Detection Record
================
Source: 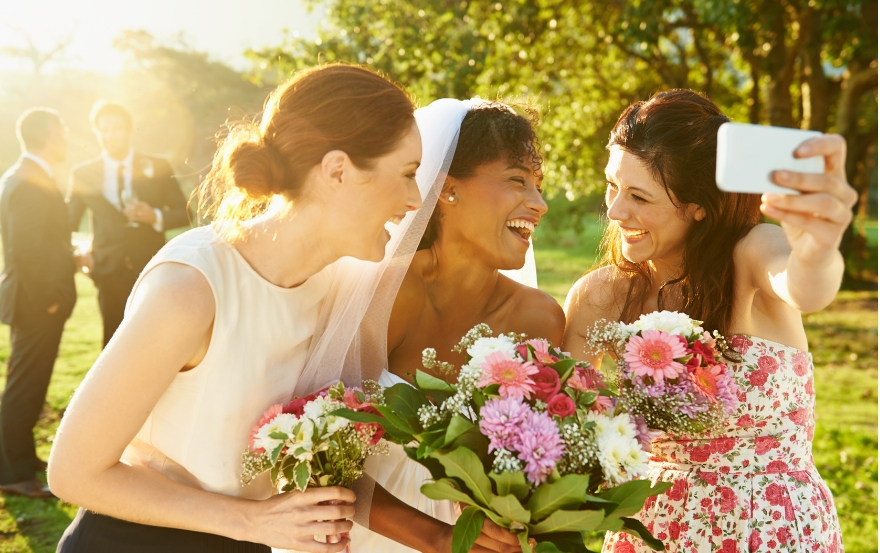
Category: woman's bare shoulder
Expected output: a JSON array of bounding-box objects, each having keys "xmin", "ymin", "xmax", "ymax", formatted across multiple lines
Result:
[
  {"xmin": 564, "ymin": 267, "xmax": 621, "ymax": 331},
  {"xmin": 500, "ymin": 278, "xmax": 565, "ymax": 344},
  {"xmin": 129, "ymin": 262, "xmax": 215, "ymax": 327}
]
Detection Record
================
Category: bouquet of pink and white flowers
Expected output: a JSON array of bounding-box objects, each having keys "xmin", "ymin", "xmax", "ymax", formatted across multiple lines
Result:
[
  {"xmin": 587, "ymin": 311, "xmax": 739, "ymax": 438},
  {"xmin": 241, "ymin": 382, "xmax": 387, "ymax": 493},
  {"xmin": 334, "ymin": 325, "xmax": 670, "ymax": 553}
]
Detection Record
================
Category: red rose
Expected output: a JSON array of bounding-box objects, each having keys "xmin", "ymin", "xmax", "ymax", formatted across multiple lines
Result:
[
  {"xmin": 721, "ymin": 539, "xmax": 737, "ymax": 553},
  {"xmin": 748, "ymin": 369, "xmax": 769, "ymax": 387},
  {"xmin": 700, "ymin": 497, "xmax": 712, "ymax": 509},
  {"xmin": 786, "ymin": 407, "xmax": 811, "ymax": 426},
  {"xmin": 749, "ymin": 530, "xmax": 763, "ymax": 552},
  {"xmin": 689, "ymin": 445, "xmax": 712, "ymax": 463},
  {"xmin": 283, "ymin": 393, "xmax": 318, "ymax": 417},
  {"xmin": 784, "ymin": 496, "xmax": 795, "ymax": 521},
  {"xmin": 666, "ymin": 521, "xmax": 680, "ymax": 540},
  {"xmin": 712, "ymin": 437, "xmax": 736, "ymax": 454},
  {"xmin": 758, "ymin": 355, "xmax": 779, "ymax": 373},
  {"xmin": 792, "ymin": 352, "xmax": 810, "ymax": 377},
  {"xmin": 735, "ymin": 414, "xmax": 755, "ymax": 428},
  {"xmin": 546, "ymin": 393, "xmax": 576, "ymax": 418},
  {"xmin": 730, "ymin": 335, "xmax": 753, "ymax": 354},
  {"xmin": 689, "ymin": 339, "xmax": 716, "ymax": 364},
  {"xmin": 666, "ymin": 479, "xmax": 688, "ymax": 501},
  {"xmin": 776, "ymin": 527, "xmax": 791, "ymax": 544},
  {"xmin": 805, "ymin": 378, "xmax": 814, "ymax": 395},
  {"xmin": 790, "ymin": 471, "xmax": 810, "ymax": 483},
  {"xmin": 755, "ymin": 436, "xmax": 781, "ymax": 455},
  {"xmin": 766, "ymin": 460, "xmax": 789, "ymax": 473},
  {"xmin": 613, "ymin": 539, "xmax": 636, "ymax": 553},
  {"xmin": 698, "ymin": 471, "xmax": 718, "ymax": 485},
  {"xmin": 712, "ymin": 526, "xmax": 722, "ymax": 536},
  {"xmin": 718, "ymin": 486, "xmax": 737, "ymax": 514},
  {"xmin": 532, "ymin": 366, "xmax": 561, "ymax": 402},
  {"xmin": 764, "ymin": 483, "xmax": 785, "ymax": 506}
]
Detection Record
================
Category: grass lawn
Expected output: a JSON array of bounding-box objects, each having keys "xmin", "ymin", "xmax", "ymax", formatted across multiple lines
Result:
[{"xmin": 0, "ymin": 227, "xmax": 876, "ymax": 552}]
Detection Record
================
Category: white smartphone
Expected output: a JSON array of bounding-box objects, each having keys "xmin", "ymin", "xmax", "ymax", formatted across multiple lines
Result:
[{"xmin": 716, "ymin": 122, "xmax": 824, "ymax": 195}]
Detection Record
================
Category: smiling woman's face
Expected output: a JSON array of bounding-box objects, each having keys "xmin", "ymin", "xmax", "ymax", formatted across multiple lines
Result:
[
  {"xmin": 604, "ymin": 145, "xmax": 703, "ymax": 266},
  {"xmin": 438, "ymin": 157, "xmax": 547, "ymax": 270}
]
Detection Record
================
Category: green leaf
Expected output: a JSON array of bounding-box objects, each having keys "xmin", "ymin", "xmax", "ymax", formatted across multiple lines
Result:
[
  {"xmin": 294, "ymin": 462, "xmax": 310, "ymax": 492},
  {"xmin": 270, "ymin": 443, "xmax": 284, "ymax": 465},
  {"xmin": 329, "ymin": 407, "xmax": 412, "ymax": 442},
  {"xmin": 526, "ymin": 474, "xmax": 591, "ymax": 521},
  {"xmin": 421, "ymin": 478, "xmax": 477, "ymax": 505},
  {"xmin": 577, "ymin": 391, "xmax": 599, "ymax": 406},
  {"xmin": 452, "ymin": 506, "xmax": 486, "ymax": 553},
  {"xmin": 550, "ymin": 358, "xmax": 576, "ymax": 380},
  {"xmin": 448, "ymin": 427, "xmax": 492, "ymax": 462},
  {"xmin": 594, "ymin": 516, "xmax": 624, "ymax": 533},
  {"xmin": 529, "ymin": 509, "xmax": 605, "ymax": 535},
  {"xmin": 415, "ymin": 370, "xmax": 456, "ymax": 391},
  {"xmin": 598, "ymin": 480, "xmax": 671, "ymax": 519},
  {"xmin": 404, "ymin": 446, "xmax": 446, "ymax": 481},
  {"xmin": 432, "ymin": 448, "xmax": 494, "ymax": 508},
  {"xmin": 269, "ymin": 464, "xmax": 280, "ymax": 486},
  {"xmin": 443, "ymin": 415, "xmax": 476, "ymax": 446},
  {"xmin": 471, "ymin": 388, "xmax": 488, "ymax": 408},
  {"xmin": 489, "ymin": 471, "xmax": 530, "ymax": 501},
  {"xmin": 621, "ymin": 517, "xmax": 665, "ymax": 551},
  {"xmin": 268, "ymin": 431, "xmax": 288, "ymax": 440},
  {"xmin": 534, "ymin": 533, "xmax": 590, "ymax": 553},
  {"xmin": 517, "ymin": 531, "xmax": 534, "ymax": 553},
  {"xmin": 384, "ymin": 383, "xmax": 430, "ymax": 432},
  {"xmin": 490, "ymin": 494, "xmax": 531, "ymax": 525}
]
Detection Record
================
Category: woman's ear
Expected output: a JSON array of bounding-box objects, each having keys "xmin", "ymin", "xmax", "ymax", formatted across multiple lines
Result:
[
  {"xmin": 693, "ymin": 204, "xmax": 707, "ymax": 221},
  {"xmin": 437, "ymin": 176, "xmax": 458, "ymax": 206},
  {"xmin": 320, "ymin": 150, "xmax": 348, "ymax": 188}
]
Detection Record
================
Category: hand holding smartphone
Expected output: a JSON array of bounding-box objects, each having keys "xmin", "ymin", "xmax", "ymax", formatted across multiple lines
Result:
[{"xmin": 715, "ymin": 122, "xmax": 824, "ymax": 195}]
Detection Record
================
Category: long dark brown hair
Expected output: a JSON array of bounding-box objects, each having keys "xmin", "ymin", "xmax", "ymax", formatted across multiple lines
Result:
[{"xmin": 596, "ymin": 89, "xmax": 762, "ymax": 335}]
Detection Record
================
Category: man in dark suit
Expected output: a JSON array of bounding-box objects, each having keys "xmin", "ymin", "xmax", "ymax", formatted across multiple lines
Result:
[
  {"xmin": 0, "ymin": 108, "xmax": 76, "ymax": 498},
  {"xmin": 68, "ymin": 102, "xmax": 189, "ymax": 347}
]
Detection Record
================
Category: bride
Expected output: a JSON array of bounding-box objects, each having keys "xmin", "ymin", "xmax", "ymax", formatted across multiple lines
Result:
[{"xmin": 348, "ymin": 98, "xmax": 565, "ymax": 552}]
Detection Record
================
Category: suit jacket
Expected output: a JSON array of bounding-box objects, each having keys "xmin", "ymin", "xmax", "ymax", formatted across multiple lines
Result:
[
  {"xmin": 67, "ymin": 153, "xmax": 189, "ymax": 279},
  {"xmin": 0, "ymin": 157, "xmax": 77, "ymax": 325}
]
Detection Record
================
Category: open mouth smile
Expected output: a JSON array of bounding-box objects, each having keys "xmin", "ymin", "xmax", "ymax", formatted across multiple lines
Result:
[{"xmin": 506, "ymin": 218, "xmax": 536, "ymax": 243}]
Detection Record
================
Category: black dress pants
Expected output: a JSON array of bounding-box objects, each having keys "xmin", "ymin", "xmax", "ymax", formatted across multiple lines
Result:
[
  {"xmin": 0, "ymin": 308, "xmax": 66, "ymax": 484},
  {"xmin": 58, "ymin": 509, "xmax": 271, "ymax": 553},
  {"xmin": 95, "ymin": 267, "xmax": 139, "ymax": 348}
]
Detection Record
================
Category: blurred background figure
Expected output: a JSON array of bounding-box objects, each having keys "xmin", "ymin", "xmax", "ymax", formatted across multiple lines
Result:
[
  {"xmin": 0, "ymin": 108, "xmax": 76, "ymax": 498},
  {"xmin": 67, "ymin": 101, "xmax": 188, "ymax": 347}
]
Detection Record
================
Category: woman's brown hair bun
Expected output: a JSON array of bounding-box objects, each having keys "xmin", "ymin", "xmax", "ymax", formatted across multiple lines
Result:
[{"xmin": 197, "ymin": 64, "xmax": 415, "ymax": 238}]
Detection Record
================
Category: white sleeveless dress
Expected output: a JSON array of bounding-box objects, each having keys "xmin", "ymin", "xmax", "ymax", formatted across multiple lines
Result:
[
  {"xmin": 120, "ymin": 225, "xmax": 332, "ymax": 500},
  {"xmin": 350, "ymin": 369, "xmax": 458, "ymax": 552}
]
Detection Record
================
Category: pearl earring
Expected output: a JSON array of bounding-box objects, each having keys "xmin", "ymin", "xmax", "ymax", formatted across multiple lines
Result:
[{"xmin": 448, "ymin": 195, "xmax": 455, "ymax": 202}]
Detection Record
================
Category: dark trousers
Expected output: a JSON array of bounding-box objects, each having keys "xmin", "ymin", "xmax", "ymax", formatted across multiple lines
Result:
[
  {"xmin": 59, "ymin": 509, "xmax": 271, "ymax": 553},
  {"xmin": 0, "ymin": 308, "xmax": 66, "ymax": 484},
  {"xmin": 95, "ymin": 268, "xmax": 139, "ymax": 348}
]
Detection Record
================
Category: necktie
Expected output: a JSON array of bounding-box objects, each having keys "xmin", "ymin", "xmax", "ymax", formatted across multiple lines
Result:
[{"xmin": 117, "ymin": 164, "xmax": 125, "ymax": 210}]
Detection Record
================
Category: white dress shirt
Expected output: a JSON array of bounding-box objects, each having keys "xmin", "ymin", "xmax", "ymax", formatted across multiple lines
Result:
[
  {"xmin": 102, "ymin": 150, "xmax": 163, "ymax": 232},
  {"xmin": 21, "ymin": 152, "xmax": 55, "ymax": 180}
]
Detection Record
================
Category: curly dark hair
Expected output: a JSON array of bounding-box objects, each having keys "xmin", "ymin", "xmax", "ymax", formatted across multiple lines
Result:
[{"xmin": 418, "ymin": 101, "xmax": 543, "ymax": 250}]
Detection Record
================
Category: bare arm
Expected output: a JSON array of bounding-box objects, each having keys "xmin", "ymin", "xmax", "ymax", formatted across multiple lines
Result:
[
  {"xmin": 748, "ymin": 134, "xmax": 857, "ymax": 313},
  {"xmin": 48, "ymin": 263, "xmax": 355, "ymax": 552}
]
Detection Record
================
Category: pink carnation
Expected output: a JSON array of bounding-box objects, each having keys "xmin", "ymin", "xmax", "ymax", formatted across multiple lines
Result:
[
  {"xmin": 479, "ymin": 397, "xmax": 531, "ymax": 452},
  {"xmin": 623, "ymin": 330, "xmax": 687, "ymax": 381},
  {"xmin": 516, "ymin": 410, "xmax": 564, "ymax": 485},
  {"xmin": 478, "ymin": 351, "xmax": 538, "ymax": 400}
]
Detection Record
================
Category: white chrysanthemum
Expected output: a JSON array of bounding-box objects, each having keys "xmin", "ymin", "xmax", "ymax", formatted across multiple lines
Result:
[
  {"xmin": 324, "ymin": 415, "xmax": 350, "ymax": 436},
  {"xmin": 290, "ymin": 418, "xmax": 316, "ymax": 462},
  {"xmin": 606, "ymin": 413, "xmax": 638, "ymax": 441},
  {"xmin": 596, "ymin": 433, "xmax": 630, "ymax": 485},
  {"xmin": 584, "ymin": 410, "xmax": 613, "ymax": 436},
  {"xmin": 253, "ymin": 413, "xmax": 299, "ymax": 453},
  {"xmin": 626, "ymin": 310, "xmax": 704, "ymax": 339},
  {"xmin": 303, "ymin": 396, "xmax": 343, "ymax": 421},
  {"xmin": 621, "ymin": 445, "xmax": 650, "ymax": 480},
  {"xmin": 466, "ymin": 335, "xmax": 517, "ymax": 369}
]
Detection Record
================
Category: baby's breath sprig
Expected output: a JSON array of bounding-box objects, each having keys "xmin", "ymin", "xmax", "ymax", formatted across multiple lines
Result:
[
  {"xmin": 421, "ymin": 348, "xmax": 456, "ymax": 376},
  {"xmin": 504, "ymin": 332, "xmax": 530, "ymax": 344},
  {"xmin": 583, "ymin": 319, "xmax": 630, "ymax": 358},
  {"xmin": 453, "ymin": 323, "xmax": 493, "ymax": 354},
  {"xmin": 491, "ymin": 447, "xmax": 524, "ymax": 473}
]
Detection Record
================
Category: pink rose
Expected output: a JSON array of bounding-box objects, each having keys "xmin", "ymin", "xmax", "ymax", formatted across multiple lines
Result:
[
  {"xmin": 764, "ymin": 483, "xmax": 785, "ymax": 506},
  {"xmin": 792, "ymin": 352, "xmax": 810, "ymax": 376},
  {"xmin": 758, "ymin": 355, "xmax": 779, "ymax": 373},
  {"xmin": 721, "ymin": 539, "xmax": 736, "ymax": 553},
  {"xmin": 755, "ymin": 436, "xmax": 781, "ymax": 455},
  {"xmin": 689, "ymin": 444, "xmax": 712, "ymax": 463},
  {"xmin": 613, "ymin": 540, "xmax": 636, "ymax": 553},
  {"xmin": 666, "ymin": 479, "xmax": 687, "ymax": 502},
  {"xmin": 532, "ymin": 366, "xmax": 561, "ymax": 402},
  {"xmin": 786, "ymin": 407, "xmax": 811, "ymax": 426},
  {"xmin": 669, "ymin": 520, "xmax": 681, "ymax": 540},
  {"xmin": 546, "ymin": 393, "xmax": 576, "ymax": 418},
  {"xmin": 711, "ymin": 437, "xmax": 736, "ymax": 454},
  {"xmin": 766, "ymin": 460, "xmax": 789, "ymax": 473},
  {"xmin": 718, "ymin": 486, "xmax": 737, "ymax": 514},
  {"xmin": 748, "ymin": 369, "xmax": 768, "ymax": 387},
  {"xmin": 749, "ymin": 530, "xmax": 763, "ymax": 552}
]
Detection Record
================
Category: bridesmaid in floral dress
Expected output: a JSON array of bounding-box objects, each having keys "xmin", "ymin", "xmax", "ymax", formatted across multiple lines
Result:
[{"xmin": 563, "ymin": 90, "xmax": 855, "ymax": 552}]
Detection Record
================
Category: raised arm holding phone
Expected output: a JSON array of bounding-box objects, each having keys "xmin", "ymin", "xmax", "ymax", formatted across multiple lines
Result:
[{"xmin": 562, "ymin": 89, "xmax": 854, "ymax": 553}]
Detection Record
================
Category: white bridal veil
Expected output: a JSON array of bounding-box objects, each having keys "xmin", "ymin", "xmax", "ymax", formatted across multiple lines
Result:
[{"xmin": 292, "ymin": 98, "xmax": 538, "ymax": 526}]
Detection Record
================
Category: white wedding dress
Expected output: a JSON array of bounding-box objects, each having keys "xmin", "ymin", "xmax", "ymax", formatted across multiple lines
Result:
[{"xmin": 349, "ymin": 369, "xmax": 458, "ymax": 552}]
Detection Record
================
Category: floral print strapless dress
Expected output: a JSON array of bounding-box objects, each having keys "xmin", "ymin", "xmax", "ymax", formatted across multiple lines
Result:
[{"xmin": 603, "ymin": 336, "xmax": 843, "ymax": 553}]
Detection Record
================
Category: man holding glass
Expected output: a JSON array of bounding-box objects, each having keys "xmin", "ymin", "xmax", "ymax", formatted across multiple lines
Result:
[{"xmin": 67, "ymin": 102, "xmax": 188, "ymax": 347}]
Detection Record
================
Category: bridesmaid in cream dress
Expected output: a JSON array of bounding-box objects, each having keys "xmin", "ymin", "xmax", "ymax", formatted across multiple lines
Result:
[{"xmin": 351, "ymin": 99, "xmax": 565, "ymax": 553}]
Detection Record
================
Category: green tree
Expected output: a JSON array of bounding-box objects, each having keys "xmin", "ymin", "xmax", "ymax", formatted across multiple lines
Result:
[{"xmin": 247, "ymin": 0, "xmax": 877, "ymax": 281}]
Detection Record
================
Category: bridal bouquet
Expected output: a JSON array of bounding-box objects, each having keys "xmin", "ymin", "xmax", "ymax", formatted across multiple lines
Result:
[
  {"xmin": 241, "ymin": 382, "xmax": 387, "ymax": 493},
  {"xmin": 334, "ymin": 325, "xmax": 670, "ymax": 553},
  {"xmin": 586, "ymin": 311, "xmax": 739, "ymax": 438}
]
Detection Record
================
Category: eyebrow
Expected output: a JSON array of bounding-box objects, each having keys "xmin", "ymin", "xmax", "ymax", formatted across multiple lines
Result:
[{"xmin": 507, "ymin": 163, "xmax": 530, "ymax": 173}]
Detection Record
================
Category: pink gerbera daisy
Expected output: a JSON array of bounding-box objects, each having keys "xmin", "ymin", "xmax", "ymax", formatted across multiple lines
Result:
[
  {"xmin": 478, "ymin": 351, "xmax": 538, "ymax": 400},
  {"xmin": 623, "ymin": 330, "xmax": 686, "ymax": 381}
]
